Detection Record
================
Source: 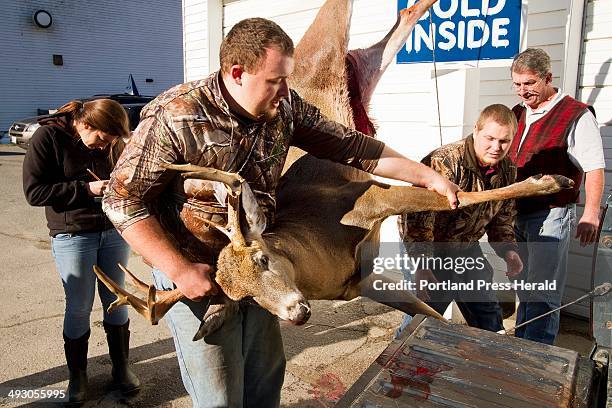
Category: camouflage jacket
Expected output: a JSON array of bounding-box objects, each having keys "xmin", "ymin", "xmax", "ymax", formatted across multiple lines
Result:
[
  {"xmin": 398, "ymin": 135, "xmax": 518, "ymax": 259},
  {"xmin": 103, "ymin": 72, "xmax": 384, "ymax": 263}
]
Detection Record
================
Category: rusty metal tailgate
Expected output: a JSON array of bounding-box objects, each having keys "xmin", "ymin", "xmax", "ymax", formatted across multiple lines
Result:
[{"xmin": 337, "ymin": 316, "xmax": 592, "ymax": 407}]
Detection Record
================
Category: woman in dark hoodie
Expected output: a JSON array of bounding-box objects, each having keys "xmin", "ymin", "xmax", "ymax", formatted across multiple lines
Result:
[{"xmin": 23, "ymin": 99, "xmax": 140, "ymax": 405}]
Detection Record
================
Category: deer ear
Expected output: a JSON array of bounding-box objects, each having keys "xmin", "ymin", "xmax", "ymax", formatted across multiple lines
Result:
[{"xmin": 240, "ymin": 181, "xmax": 267, "ymax": 241}]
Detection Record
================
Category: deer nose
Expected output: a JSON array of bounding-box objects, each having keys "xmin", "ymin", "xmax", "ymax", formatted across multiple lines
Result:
[{"xmin": 294, "ymin": 302, "xmax": 311, "ymax": 325}]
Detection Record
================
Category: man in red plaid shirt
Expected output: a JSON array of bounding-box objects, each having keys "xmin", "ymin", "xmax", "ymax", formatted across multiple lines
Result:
[{"xmin": 509, "ymin": 48, "xmax": 605, "ymax": 345}]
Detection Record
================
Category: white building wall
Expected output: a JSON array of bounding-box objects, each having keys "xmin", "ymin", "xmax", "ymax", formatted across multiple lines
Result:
[
  {"xmin": 578, "ymin": 0, "xmax": 612, "ymax": 191},
  {"xmin": 0, "ymin": 0, "xmax": 183, "ymax": 132},
  {"xmin": 183, "ymin": 0, "xmax": 222, "ymax": 81}
]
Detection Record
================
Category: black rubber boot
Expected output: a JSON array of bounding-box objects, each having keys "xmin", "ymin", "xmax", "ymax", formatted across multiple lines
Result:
[
  {"xmin": 63, "ymin": 330, "xmax": 89, "ymax": 406},
  {"xmin": 103, "ymin": 320, "xmax": 141, "ymax": 396}
]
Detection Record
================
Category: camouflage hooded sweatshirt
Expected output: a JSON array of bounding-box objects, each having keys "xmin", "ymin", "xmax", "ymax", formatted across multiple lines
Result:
[
  {"xmin": 398, "ymin": 135, "xmax": 518, "ymax": 259},
  {"xmin": 103, "ymin": 72, "xmax": 384, "ymax": 264}
]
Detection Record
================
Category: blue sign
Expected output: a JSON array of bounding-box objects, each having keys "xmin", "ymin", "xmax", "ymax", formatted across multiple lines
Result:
[{"xmin": 397, "ymin": 0, "xmax": 521, "ymax": 64}]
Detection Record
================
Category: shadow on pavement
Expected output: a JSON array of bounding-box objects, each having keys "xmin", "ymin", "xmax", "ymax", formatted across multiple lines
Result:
[
  {"xmin": 1, "ymin": 338, "xmax": 187, "ymax": 407},
  {"xmin": 282, "ymin": 299, "xmax": 390, "ymax": 361}
]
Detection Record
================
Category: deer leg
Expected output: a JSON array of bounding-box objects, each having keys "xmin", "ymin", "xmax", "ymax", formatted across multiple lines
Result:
[
  {"xmin": 457, "ymin": 174, "xmax": 574, "ymax": 206},
  {"xmin": 348, "ymin": 0, "xmax": 438, "ymax": 108},
  {"xmin": 342, "ymin": 175, "xmax": 573, "ymax": 230},
  {"xmin": 292, "ymin": 0, "xmax": 353, "ymax": 88},
  {"xmin": 356, "ymin": 271, "xmax": 446, "ymax": 320}
]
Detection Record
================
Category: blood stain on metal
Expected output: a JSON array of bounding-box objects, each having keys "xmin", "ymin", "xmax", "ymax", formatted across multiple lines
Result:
[{"xmin": 381, "ymin": 357, "xmax": 451, "ymax": 400}]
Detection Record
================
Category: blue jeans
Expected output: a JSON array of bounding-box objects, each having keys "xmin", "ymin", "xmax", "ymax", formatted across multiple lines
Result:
[
  {"xmin": 514, "ymin": 205, "xmax": 575, "ymax": 345},
  {"xmin": 152, "ymin": 269, "xmax": 286, "ymax": 408},
  {"xmin": 52, "ymin": 229, "xmax": 130, "ymax": 339}
]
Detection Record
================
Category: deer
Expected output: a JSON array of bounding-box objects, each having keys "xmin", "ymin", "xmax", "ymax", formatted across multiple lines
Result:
[{"xmin": 94, "ymin": 0, "xmax": 573, "ymax": 340}]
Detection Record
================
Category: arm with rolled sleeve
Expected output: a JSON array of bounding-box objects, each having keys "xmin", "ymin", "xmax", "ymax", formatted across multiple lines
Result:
[
  {"xmin": 568, "ymin": 111, "xmax": 605, "ymax": 245},
  {"xmin": 288, "ymin": 90, "xmax": 444, "ymax": 252},
  {"xmin": 102, "ymin": 110, "xmax": 178, "ymax": 232}
]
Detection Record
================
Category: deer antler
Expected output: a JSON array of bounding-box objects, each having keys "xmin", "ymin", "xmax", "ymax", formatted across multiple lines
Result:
[
  {"xmin": 93, "ymin": 264, "xmax": 184, "ymax": 325},
  {"xmin": 162, "ymin": 163, "xmax": 248, "ymax": 249},
  {"xmin": 160, "ymin": 163, "xmax": 244, "ymax": 193}
]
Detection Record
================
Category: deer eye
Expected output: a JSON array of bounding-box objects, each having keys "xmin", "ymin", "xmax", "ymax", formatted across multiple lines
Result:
[{"xmin": 257, "ymin": 255, "xmax": 269, "ymax": 269}]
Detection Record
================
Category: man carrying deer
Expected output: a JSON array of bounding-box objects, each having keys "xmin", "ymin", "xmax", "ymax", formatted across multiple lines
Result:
[{"xmin": 102, "ymin": 13, "xmax": 460, "ymax": 408}]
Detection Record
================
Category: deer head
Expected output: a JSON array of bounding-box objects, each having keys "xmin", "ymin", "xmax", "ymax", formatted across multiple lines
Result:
[
  {"xmin": 93, "ymin": 163, "xmax": 312, "ymax": 332},
  {"xmin": 172, "ymin": 164, "xmax": 312, "ymax": 325}
]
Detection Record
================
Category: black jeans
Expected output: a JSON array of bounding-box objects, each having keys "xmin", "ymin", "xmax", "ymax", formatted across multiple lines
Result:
[{"xmin": 426, "ymin": 245, "xmax": 503, "ymax": 332}]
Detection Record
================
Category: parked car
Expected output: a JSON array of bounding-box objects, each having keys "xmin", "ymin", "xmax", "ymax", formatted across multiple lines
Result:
[{"xmin": 8, "ymin": 93, "xmax": 154, "ymax": 149}]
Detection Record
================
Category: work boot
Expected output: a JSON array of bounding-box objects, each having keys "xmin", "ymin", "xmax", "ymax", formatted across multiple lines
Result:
[
  {"xmin": 63, "ymin": 330, "xmax": 90, "ymax": 406},
  {"xmin": 103, "ymin": 320, "xmax": 141, "ymax": 395}
]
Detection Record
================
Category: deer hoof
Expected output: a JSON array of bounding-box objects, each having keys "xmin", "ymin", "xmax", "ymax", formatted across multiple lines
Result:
[
  {"xmin": 528, "ymin": 174, "xmax": 573, "ymax": 190},
  {"xmin": 550, "ymin": 175, "xmax": 574, "ymax": 189}
]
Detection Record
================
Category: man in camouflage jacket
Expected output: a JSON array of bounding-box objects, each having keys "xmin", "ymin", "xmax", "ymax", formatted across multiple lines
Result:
[
  {"xmin": 398, "ymin": 104, "xmax": 523, "ymax": 334},
  {"xmin": 103, "ymin": 18, "xmax": 459, "ymax": 407}
]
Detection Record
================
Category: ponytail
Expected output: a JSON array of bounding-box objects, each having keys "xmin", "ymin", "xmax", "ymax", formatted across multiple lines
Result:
[{"xmin": 56, "ymin": 100, "xmax": 86, "ymax": 118}]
